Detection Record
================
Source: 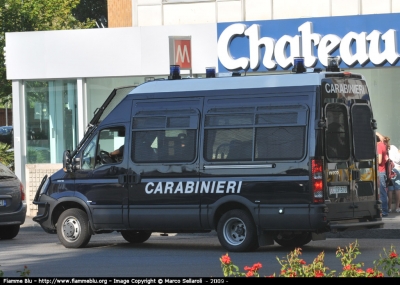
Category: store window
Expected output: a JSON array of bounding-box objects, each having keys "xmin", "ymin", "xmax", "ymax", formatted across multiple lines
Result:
[{"xmin": 25, "ymin": 80, "xmax": 77, "ymax": 163}]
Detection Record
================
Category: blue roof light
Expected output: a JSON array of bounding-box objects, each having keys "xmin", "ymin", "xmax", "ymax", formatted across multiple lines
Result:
[
  {"xmin": 326, "ymin": 56, "xmax": 340, "ymax": 72},
  {"xmin": 169, "ymin": 65, "xmax": 181, "ymax": 80},
  {"xmin": 292, "ymin": 57, "xmax": 306, "ymax": 73},
  {"xmin": 206, "ymin": 67, "xmax": 216, "ymax": 78}
]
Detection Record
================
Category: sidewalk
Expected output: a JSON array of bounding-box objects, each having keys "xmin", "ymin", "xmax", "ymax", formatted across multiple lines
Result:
[{"xmin": 22, "ymin": 213, "xmax": 400, "ymax": 239}]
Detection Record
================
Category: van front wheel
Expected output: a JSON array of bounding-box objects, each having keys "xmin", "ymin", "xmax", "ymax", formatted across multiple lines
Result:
[
  {"xmin": 217, "ymin": 209, "xmax": 259, "ymax": 252},
  {"xmin": 57, "ymin": 208, "xmax": 91, "ymax": 248}
]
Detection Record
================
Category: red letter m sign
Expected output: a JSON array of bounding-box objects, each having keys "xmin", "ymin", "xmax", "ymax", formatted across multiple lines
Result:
[{"xmin": 173, "ymin": 39, "xmax": 192, "ymax": 69}]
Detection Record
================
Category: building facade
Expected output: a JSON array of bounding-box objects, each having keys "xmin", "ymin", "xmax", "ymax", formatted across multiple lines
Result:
[{"xmin": 5, "ymin": 0, "xmax": 400, "ymax": 216}]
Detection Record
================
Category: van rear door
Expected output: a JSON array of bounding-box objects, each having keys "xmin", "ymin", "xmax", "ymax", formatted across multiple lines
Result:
[{"xmin": 322, "ymin": 76, "xmax": 379, "ymax": 221}]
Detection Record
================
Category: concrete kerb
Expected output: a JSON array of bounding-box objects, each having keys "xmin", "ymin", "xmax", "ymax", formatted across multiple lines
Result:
[{"xmin": 22, "ymin": 213, "xmax": 400, "ymax": 239}]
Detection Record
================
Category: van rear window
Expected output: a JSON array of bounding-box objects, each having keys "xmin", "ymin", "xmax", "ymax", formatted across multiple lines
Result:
[{"xmin": 325, "ymin": 103, "xmax": 351, "ymax": 161}]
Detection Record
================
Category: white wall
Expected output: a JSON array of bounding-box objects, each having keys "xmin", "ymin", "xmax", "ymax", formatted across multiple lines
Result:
[
  {"xmin": 135, "ymin": 0, "xmax": 400, "ymax": 26},
  {"xmin": 6, "ymin": 24, "xmax": 217, "ymax": 80}
]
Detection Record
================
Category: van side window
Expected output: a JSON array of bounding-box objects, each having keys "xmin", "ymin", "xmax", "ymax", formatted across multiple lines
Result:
[
  {"xmin": 81, "ymin": 127, "xmax": 125, "ymax": 170},
  {"xmin": 132, "ymin": 111, "xmax": 198, "ymax": 163},
  {"xmin": 204, "ymin": 105, "xmax": 307, "ymax": 162}
]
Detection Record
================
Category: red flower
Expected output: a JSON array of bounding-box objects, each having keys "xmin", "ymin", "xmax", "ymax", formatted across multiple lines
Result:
[
  {"xmin": 315, "ymin": 270, "xmax": 324, "ymax": 277},
  {"xmin": 220, "ymin": 254, "xmax": 231, "ymax": 265},
  {"xmin": 251, "ymin": 263, "xmax": 262, "ymax": 271},
  {"xmin": 357, "ymin": 269, "xmax": 364, "ymax": 273},
  {"xmin": 266, "ymin": 274, "xmax": 275, "ymax": 278},
  {"xmin": 366, "ymin": 268, "xmax": 374, "ymax": 274},
  {"xmin": 299, "ymin": 259, "xmax": 306, "ymax": 265},
  {"xmin": 280, "ymin": 270, "xmax": 286, "ymax": 275},
  {"xmin": 244, "ymin": 266, "xmax": 252, "ymax": 271},
  {"xmin": 343, "ymin": 264, "xmax": 351, "ymax": 271},
  {"xmin": 389, "ymin": 251, "xmax": 398, "ymax": 259},
  {"xmin": 246, "ymin": 271, "xmax": 254, "ymax": 277}
]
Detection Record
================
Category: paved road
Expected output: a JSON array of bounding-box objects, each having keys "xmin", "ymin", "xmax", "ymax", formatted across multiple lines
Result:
[
  {"xmin": 22, "ymin": 212, "xmax": 400, "ymax": 238},
  {"xmin": 0, "ymin": 214, "xmax": 397, "ymax": 277}
]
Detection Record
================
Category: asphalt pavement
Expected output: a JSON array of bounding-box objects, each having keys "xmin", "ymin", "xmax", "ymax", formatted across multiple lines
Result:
[{"xmin": 22, "ymin": 212, "xmax": 400, "ymax": 239}]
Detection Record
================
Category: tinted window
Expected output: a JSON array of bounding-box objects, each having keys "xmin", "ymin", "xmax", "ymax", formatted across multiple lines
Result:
[
  {"xmin": 325, "ymin": 103, "xmax": 350, "ymax": 161},
  {"xmin": 132, "ymin": 112, "xmax": 198, "ymax": 163},
  {"xmin": 204, "ymin": 105, "xmax": 307, "ymax": 162}
]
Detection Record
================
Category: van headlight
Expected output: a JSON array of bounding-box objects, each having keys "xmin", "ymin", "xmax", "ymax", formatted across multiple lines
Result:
[{"xmin": 39, "ymin": 177, "xmax": 50, "ymax": 195}]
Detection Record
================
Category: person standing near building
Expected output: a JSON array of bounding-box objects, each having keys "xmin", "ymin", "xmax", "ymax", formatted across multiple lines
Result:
[
  {"xmin": 377, "ymin": 134, "xmax": 389, "ymax": 217},
  {"xmin": 388, "ymin": 145, "xmax": 400, "ymax": 213}
]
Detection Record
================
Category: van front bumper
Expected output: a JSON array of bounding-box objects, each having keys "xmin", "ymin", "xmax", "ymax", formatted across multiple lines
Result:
[{"xmin": 33, "ymin": 194, "xmax": 57, "ymax": 234}]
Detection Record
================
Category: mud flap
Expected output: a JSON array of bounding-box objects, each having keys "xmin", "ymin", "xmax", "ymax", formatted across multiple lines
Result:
[
  {"xmin": 258, "ymin": 230, "xmax": 275, "ymax": 246},
  {"xmin": 312, "ymin": 232, "xmax": 326, "ymax": 241}
]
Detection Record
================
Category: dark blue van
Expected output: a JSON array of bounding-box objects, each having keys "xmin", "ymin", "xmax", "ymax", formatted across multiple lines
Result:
[{"xmin": 33, "ymin": 62, "xmax": 383, "ymax": 252}]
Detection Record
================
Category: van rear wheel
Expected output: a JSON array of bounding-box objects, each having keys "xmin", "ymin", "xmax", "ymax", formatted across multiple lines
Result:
[
  {"xmin": 217, "ymin": 209, "xmax": 259, "ymax": 252},
  {"xmin": 121, "ymin": 230, "xmax": 152, "ymax": 243},
  {"xmin": 274, "ymin": 231, "xmax": 312, "ymax": 248},
  {"xmin": 57, "ymin": 208, "xmax": 91, "ymax": 248}
]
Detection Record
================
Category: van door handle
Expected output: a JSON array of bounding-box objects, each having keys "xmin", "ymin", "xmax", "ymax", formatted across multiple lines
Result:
[
  {"xmin": 352, "ymin": 170, "xmax": 360, "ymax": 181},
  {"xmin": 129, "ymin": 173, "xmax": 141, "ymax": 184},
  {"xmin": 118, "ymin": 174, "xmax": 126, "ymax": 184}
]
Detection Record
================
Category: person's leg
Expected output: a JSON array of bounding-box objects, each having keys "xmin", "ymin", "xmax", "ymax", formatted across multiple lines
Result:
[
  {"xmin": 395, "ymin": 190, "xmax": 400, "ymax": 212},
  {"xmin": 388, "ymin": 186, "xmax": 394, "ymax": 212},
  {"xmin": 379, "ymin": 172, "xmax": 389, "ymax": 216},
  {"xmin": 392, "ymin": 169, "xmax": 400, "ymax": 212}
]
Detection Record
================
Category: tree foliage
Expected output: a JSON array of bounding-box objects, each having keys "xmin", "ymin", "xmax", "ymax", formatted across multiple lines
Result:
[
  {"xmin": 0, "ymin": 0, "xmax": 98, "ymax": 105},
  {"xmin": 73, "ymin": 0, "xmax": 107, "ymax": 28}
]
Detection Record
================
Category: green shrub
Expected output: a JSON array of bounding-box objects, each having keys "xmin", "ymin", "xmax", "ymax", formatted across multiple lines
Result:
[
  {"xmin": 220, "ymin": 240, "xmax": 400, "ymax": 277},
  {"xmin": 0, "ymin": 142, "xmax": 14, "ymax": 169}
]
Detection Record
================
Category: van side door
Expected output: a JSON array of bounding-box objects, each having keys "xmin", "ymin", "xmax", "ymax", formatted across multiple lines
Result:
[{"xmin": 128, "ymin": 98, "xmax": 202, "ymax": 231}]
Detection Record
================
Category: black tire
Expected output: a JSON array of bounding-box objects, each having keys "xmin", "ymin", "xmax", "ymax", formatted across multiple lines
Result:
[
  {"xmin": 57, "ymin": 208, "xmax": 91, "ymax": 248},
  {"xmin": 0, "ymin": 225, "xmax": 20, "ymax": 239},
  {"xmin": 217, "ymin": 209, "xmax": 259, "ymax": 252},
  {"xmin": 274, "ymin": 232, "xmax": 312, "ymax": 248},
  {"xmin": 121, "ymin": 230, "xmax": 152, "ymax": 243}
]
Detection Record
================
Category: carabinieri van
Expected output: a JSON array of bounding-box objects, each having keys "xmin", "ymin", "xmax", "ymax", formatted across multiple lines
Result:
[{"xmin": 33, "ymin": 59, "xmax": 384, "ymax": 252}]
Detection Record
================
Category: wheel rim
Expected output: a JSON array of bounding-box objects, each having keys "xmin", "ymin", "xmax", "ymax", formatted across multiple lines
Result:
[
  {"xmin": 223, "ymin": 217, "xmax": 246, "ymax": 246},
  {"xmin": 61, "ymin": 216, "xmax": 81, "ymax": 243}
]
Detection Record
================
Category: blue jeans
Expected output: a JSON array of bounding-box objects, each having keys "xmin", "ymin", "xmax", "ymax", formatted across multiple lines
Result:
[
  {"xmin": 379, "ymin": 172, "xmax": 388, "ymax": 215},
  {"xmin": 388, "ymin": 168, "xmax": 400, "ymax": 191}
]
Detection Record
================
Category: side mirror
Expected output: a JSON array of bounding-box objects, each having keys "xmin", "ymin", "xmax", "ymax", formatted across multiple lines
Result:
[
  {"xmin": 63, "ymin": 150, "xmax": 72, "ymax": 173},
  {"xmin": 73, "ymin": 157, "xmax": 81, "ymax": 170}
]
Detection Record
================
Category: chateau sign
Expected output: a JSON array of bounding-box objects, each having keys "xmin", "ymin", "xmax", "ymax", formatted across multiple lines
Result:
[{"xmin": 217, "ymin": 14, "xmax": 400, "ymax": 72}]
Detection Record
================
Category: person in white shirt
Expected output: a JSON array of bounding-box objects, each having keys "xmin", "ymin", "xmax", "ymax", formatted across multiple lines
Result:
[{"xmin": 388, "ymin": 145, "xmax": 400, "ymax": 213}]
